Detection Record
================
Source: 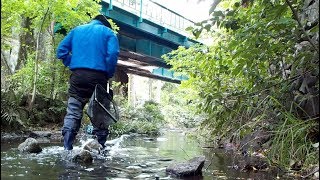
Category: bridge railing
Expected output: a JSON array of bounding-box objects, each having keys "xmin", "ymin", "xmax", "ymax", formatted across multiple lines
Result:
[{"xmin": 106, "ymin": 0, "xmax": 195, "ymax": 36}]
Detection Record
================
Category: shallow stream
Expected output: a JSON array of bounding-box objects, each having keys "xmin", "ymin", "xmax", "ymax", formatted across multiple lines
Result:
[{"xmin": 1, "ymin": 129, "xmax": 282, "ymax": 179}]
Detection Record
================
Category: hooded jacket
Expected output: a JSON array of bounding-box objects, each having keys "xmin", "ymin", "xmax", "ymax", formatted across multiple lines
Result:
[{"xmin": 56, "ymin": 20, "xmax": 119, "ymax": 78}]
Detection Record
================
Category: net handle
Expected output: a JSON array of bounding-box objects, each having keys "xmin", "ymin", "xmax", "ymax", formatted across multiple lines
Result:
[{"xmin": 94, "ymin": 84, "xmax": 118, "ymax": 122}]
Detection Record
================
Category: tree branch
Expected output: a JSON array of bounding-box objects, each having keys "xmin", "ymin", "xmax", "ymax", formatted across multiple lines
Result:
[{"xmin": 209, "ymin": 0, "xmax": 222, "ymax": 15}]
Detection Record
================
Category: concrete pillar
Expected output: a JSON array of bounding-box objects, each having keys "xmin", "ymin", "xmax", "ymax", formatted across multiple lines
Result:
[
  {"xmin": 128, "ymin": 74, "xmax": 136, "ymax": 108},
  {"xmin": 127, "ymin": 74, "xmax": 165, "ymax": 107},
  {"xmin": 148, "ymin": 78, "xmax": 153, "ymax": 101}
]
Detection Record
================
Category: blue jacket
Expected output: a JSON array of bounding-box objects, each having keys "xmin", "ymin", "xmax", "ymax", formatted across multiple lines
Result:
[{"xmin": 56, "ymin": 20, "xmax": 119, "ymax": 78}]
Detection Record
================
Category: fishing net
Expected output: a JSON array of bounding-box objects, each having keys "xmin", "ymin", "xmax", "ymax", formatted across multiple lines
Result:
[{"xmin": 86, "ymin": 84, "xmax": 119, "ymax": 130}]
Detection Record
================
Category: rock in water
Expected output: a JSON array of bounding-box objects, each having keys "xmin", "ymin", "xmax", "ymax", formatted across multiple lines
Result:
[
  {"xmin": 166, "ymin": 156, "xmax": 206, "ymax": 177},
  {"xmin": 232, "ymin": 153, "xmax": 269, "ymax": 172},
  {"xmin": 72, "ymin": 150, "xmax": 93, "ymax": 164},
  {"xmin": 18, "ymin": 138, "xmax": 42, "ymax": 153},
  {"xmin": 83, "ymin": 139, "xmax": 103, "ymax": 154},
  {"xmin": 29, "ymin": 131, "xmax": 52, "ymax": 138}
]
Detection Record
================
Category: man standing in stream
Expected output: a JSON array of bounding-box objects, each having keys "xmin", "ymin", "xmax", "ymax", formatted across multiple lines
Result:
[{"xmin": 56, "ymin": 14, "xmax": 119, "ymax": 150}]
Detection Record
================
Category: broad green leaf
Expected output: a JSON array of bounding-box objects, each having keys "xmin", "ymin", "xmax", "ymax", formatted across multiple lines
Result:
[{"xmin": 212, "ymin": 11, "xmax": 224, "ymax": 17}]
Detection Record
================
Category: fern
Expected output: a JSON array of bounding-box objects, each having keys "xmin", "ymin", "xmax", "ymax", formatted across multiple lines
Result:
[{"xmin": 1, "ymin": 90, "xmax": 24, "ymax": 130}]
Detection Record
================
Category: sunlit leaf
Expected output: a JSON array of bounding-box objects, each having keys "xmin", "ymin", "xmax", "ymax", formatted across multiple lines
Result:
[{"xmin": 185, "ymin": 26, "xmax": 194, "ymax": 31}]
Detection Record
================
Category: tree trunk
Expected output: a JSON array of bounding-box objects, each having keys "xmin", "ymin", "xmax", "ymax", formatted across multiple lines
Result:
[
  {"xmin": 1, "ymin": 50, "xmax": 13, "ymax": 75},
  {"xmin": 28, "ymin": 31, "xmax": 41, "ymax": 109},
  {"xmin": 49, "ymin": 20, "xmax": 56, "ymax": 99},
  {"xmin": 1, "ymin": 50, "xmax": 13, "ymax": 88},
  {"xmin": 28, "ymin": 8, "xmax": 50, "ymax": 109},
  {"xmin": 16, "ymin": 17, "xmax": 36, "ymax": 71}
]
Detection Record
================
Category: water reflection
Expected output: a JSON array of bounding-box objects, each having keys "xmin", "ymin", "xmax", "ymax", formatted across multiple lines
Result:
[{"xmin": 1, "ymin": 129, "xmax": 283, "ymax": 179}]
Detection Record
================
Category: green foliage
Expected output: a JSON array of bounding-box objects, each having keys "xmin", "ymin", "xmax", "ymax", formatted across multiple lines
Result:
[
  {"xmin": 268, "ymin": 97, "xmax": 319, "ymax": 169},
  {"xmin": 8, "ymin": 55, "xmax": 36, "ymax": 98},
  {"xmin": 1, "ymin": 0, "xmax": 102, "ymax": 47},
  {"xmin": 160, "ymin": 82, "xmax": 206, "ymax": 128},
  {"xmin": 112, "ymin": 82, "xmax": 129, "ymax": 107},
  {"xmin": 1, "ymin": 0, "xmax": 121, "ymax": 100},
  {"xmin": 109, "ymin": 101, "xmax": 165, "ymax": 136},
  {"xmin": 1, "ymin": 0, "xmax": 107, "ymax": 100},
  {"xmin": 1, "ymin": 0, "xmax": 24, "ymax": 43},
  {"xmin": 107, "ymin": 19, "xmax": 120, "ymax": 34},
  {"xmin": 163, "ymin": 0, "xmax": 315, "ymax": 134},
  {"xmin": 143, "ymin": 100, "xmax": 164, "ymax": 122},
  {"xmin": 163, "ymin": 0, "xmax": 319, "ymax": 169},
  {"xmin": 7, "ymin": 55, "xmax": 70, "ymax": 99},
  {"xmin": 1, "ymin": 90, "xmax": 25, "ymax": 131},
  {"xmin": 110, "ymin": 120, "xmax": 160, "ymax": 136}
]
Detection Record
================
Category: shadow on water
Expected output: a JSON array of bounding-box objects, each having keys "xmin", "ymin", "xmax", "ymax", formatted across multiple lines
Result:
[{"xmin": 1, "ymin": 129, "xmax": 283, "ymax": 179}]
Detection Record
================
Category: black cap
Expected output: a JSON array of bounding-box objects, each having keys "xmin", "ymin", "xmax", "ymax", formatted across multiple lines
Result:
[{"xmin": 94, "ymin": 14, "xmax": 112, "ymax": 28}]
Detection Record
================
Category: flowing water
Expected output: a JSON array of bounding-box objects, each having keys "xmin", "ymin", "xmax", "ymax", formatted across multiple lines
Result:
[{"xmin": 1, "ymin": 129, "xmax": 283, "ymax": 179}]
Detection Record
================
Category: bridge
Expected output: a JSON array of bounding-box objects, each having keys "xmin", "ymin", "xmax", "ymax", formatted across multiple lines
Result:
[{"xmin": 101, "ymin": 0, "xmax": 200, "ymax": 84}]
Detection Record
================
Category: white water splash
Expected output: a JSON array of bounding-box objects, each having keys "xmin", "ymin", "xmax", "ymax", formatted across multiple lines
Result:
[
  {"xmin": 84, "ymin": 167, "xmax": 94, "ymax": 172},
  {"xmin": 106, "ymin": 134, "xmax": 130, "ymax": 157},
  {"xmin": 40, "ymin": 146, "xmax": 65, "ymax": 155},
  {"xmin": 3, "ymin": 156, "xmax": 16, "ymax": 161},
  {"xmin": 60, "ymin": 134, "xmax": 132, "ymax": 159},
  {"xmin": 156, "ymin": 137, "xmax": 167, "ymax": 142},
  {"xmin": 3, "ymin": 134, "xmax": 131, "ymax": 163}
]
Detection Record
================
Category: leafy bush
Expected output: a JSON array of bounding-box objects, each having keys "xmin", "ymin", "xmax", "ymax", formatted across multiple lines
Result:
[
  {"xmin": 109, "ymin": 101, "xmax": 164, "ymax": 136},
  {"xmin": 110, "ymin": 119, "xmax": 159, "ymax": 136},
  {"xmin": 163, "ymin": 0, "xmax": 319, "ymax": 169},
  {"xmin": 160, "ymin": 82, "xmax": 206, "ymax": 128},
  {"xmin": 143, "ymin": 100, "xmax": 164, "ymax": 122},
  {"xmin": 7, "ymin": 54, "xmax": 70, "ymax": 101}
]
